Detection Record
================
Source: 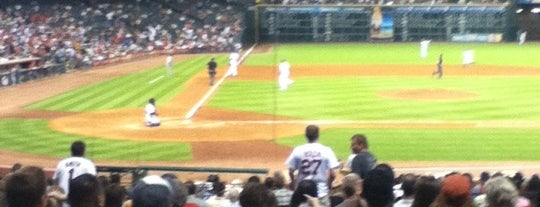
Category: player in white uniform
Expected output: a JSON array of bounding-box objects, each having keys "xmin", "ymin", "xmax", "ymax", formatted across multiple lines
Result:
[
  {"xmin": 278, "ymin": 59, "xmax": 294, "ymax": 91},
  {"xmin": 519, "ymin": 31, "xmax": 527, "ymax": 46},
  {"xmin": 145, "ymin": 98, "xmax": 160, "ymax": 127},
  {"xmin": 227, "ymin": 51, "xmax": 240, "ymax": 77},
  {"xmin": 53, "ymin": 141, "xmax": 97, "ymax": 207},
  {"xmin": 166, "ymin": 54, "xmax": 173, "ymax": 76},
  {"xmin": 285, "ymin": 125, "xmax": 340, "ymax": 206},
  {"xmin": 420, "ymin": 39, "xmax": 431, "ymax": 59}
]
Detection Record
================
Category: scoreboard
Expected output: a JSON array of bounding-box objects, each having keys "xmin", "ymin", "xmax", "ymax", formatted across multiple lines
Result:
[{"xmin": 258, "ymin": 6, "xmax": 372, "ymax": 42}]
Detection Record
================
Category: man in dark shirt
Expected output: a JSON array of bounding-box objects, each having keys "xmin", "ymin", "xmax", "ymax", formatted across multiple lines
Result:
[{"xmin": 350, "ymin": 134, "xmax": 377, "ymax": 179}]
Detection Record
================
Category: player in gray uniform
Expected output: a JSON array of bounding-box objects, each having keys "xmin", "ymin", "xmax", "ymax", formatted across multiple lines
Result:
[{"xmin": 432, "ymin": 54, "xmax": 443, "ymax": 79}]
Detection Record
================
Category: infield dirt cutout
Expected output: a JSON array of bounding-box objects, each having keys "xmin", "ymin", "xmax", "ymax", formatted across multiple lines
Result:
[{"xmin": 3, "ymin": 46, "xmax": 540, "ymax": 180}]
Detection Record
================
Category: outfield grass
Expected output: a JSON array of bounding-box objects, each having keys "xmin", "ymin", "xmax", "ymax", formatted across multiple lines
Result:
[
  {"xmin": 245, "ymin": 43, "xmax": 540, "ymax": 67},
  {"xmin": 276, "ymin": 128, "xmax": 540, "ymax": 161},
  {"xmin": 0, "ymin": 119, "xmax": 191, "ymax": 161},
  {"xmin": 3, "ymin": 43, "xmax": 540, "ymax": 162}
]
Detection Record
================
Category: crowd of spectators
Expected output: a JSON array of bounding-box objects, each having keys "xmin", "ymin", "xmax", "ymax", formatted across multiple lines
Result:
[
  {"xmin": 0, "ymin": 0, "xmax": 245, "ymax": 71},
  {"xmin": 3, "ymin": 163, "xmax": 540, "ymax": 207},
  {"xmin": 263, "ymin": 0, "xmax": 507, "ymax": 6}
]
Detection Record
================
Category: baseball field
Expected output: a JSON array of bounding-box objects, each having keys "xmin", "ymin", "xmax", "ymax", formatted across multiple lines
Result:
[{"xmin": 1, "ymin": 42, "xmax": 540, "ymax": 178}]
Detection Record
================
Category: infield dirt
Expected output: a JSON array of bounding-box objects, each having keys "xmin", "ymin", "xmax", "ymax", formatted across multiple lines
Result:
[{"xmin": 2, "ymin": 45, "xmax": 540, "ymax": 181}]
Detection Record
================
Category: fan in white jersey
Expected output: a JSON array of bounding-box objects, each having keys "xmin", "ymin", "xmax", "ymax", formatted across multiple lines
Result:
[
  {"xmin": 53, "ymin": 141, "xmax": 97, "ymax": 207},
  {"xmin": 285, "ymin": 125, "xmax": 340, "ymax": 206}
]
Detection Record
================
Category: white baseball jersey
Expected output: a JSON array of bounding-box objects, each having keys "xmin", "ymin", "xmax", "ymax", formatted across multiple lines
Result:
[
  {"xmin": 285, "ymin": 142, "xmax": 340, "ymax": 197},
  {"xmin": 166, "ymin": 55, "xmax": 173, "ymax": 66},
  {"xmin": 145, "ymin": 103, "xmax": 156, "ymax": 118},
  {"xmin": 278, "ymin": 61, "xmax": 290, "ymax": 77},
  {"xmin": 229, "ymin": 52, "xmax": 239, "ymax": 62},
  {"xmin": 420, "ymin": 40, "xmax": 430, "ymax": 58},
  {"xmin": 53, "ymin": 156, "xmax": 96, "ymax": 207}
]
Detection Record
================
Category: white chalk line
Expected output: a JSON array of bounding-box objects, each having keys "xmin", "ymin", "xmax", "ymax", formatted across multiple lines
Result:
[
  {"xmin": 126, "ymin": 118, "xmax": 540, "ymax": 129},
  {"xmin": 184, "ymin": 45, "xmax": 257, "ymax": 119},
  {"xmin": 149, "ymin": 75, "xmax": 165, "ymax": 84}
]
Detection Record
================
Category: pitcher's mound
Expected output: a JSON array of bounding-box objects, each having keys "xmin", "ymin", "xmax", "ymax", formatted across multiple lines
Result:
[{"xmin": 378, "ymin": 89, "xmax": 477, "ymax": 101}]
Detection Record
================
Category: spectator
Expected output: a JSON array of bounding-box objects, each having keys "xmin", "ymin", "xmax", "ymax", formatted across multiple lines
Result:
[
  {"xmin": 471, "ymin": 172, "xmax": 490, "ymax": 197},
  {"xmin": 348, "ymin": 134, "xmax": 376, "ymax": 179},
  {"xmin": 334, "ymin": 173, "xmax": 367, "ymax": 207},
  {"xmin": 411, "ymin": 176, "xmax": 441, "ymax": 207},
  {"xmin": 285, "ymin": 124, "xmax": 340, "ymax": 207},
  {"xmin": 185, "ymin": 180, "xmax": 209, "ymax": 207},
  {"xmin": 163, "ymin": 175, "xmax": 188, "ymax": 207},
  {"xmin": 394, "ymin": 173, "xmax": 417, "ymax": 207},
  {"xmin": 53, "ymin": 140, "xmax": 97, "ymax": 207},
  {"xmin": 362, "ymin": 164, "xmax": 395, "ymax": 207},
  {"xmin": 265, "ymin": 177, "xmax": 275, "ymax": 190},
  {"xmin": 239, "ymin": 182, "xmax": 278, "ymax": 207},
  {"xmin": 4, "ymin": 166, "xmax": 47, "ymax": 207},
  {"xmin": 272, "ymin": 171, "xmax": 294, "ymax": 207},
  {"xmin": 105, "ymin": 183, "xmax": 126, "ymax": 207},
  {"xmin": 289, "ymin": 179, "xmax": 318, "ymax": 207},
  {"xmin": 9, "ymin": 163, "xmax": 22, "ymax": 173},
  {"xmin": 430, "ymin": 174, "xmax": 475, "ymax": 207},
  {"xmin": 68, "ymin": 173, "xmax": 102, "ymax": 207},
  {"xmin": 473, "ymin": 176, "xmax": 518, "ymax": 207},
  {"xmin": 205, "ymin": 182, "xmax": 231, "ymax": 207},
  {"xmin": 131, "ymin": 175, "xmax": 174, "ymax": 207},
  {"xmin": 228, "ymin": 188, "xmax": 241, "ymax": 207},
  {"xmin": 248, "ymin": 175, "xmax": 262, "ymax": 184}
]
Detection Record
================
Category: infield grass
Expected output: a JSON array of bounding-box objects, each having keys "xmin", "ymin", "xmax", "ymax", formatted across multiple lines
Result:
[{"xmin": 4, "ymin": 42, "xmax": 540, "ymax": 162}]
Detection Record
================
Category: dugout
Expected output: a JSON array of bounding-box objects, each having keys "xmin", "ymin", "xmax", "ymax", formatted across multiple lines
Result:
[{"xmin": 0, "ymin": 57, "xmax": 67, "ymax": 87}]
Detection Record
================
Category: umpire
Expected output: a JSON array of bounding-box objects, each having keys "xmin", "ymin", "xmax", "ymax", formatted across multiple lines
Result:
[{"xmin": 207, "ymin": 58, "xmax": 217, "ymax": 86}]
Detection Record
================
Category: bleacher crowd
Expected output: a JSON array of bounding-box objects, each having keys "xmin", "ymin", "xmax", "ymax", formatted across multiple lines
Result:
[
  {"xmin": 0, "ymin": 0, "xmax": 245, "ymax": 72},
  {"xmin": 263, "ymin": 0, "xmax": 507, "ymax": 6},
  {"xmin": 2, "ymin": 152, "xmax": 540, "ymax": 207}
]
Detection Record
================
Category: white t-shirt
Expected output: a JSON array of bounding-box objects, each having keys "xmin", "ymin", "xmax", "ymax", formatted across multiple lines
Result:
[
  {"xmin": 53, "ymin": 156, "xmax": 97, "ymax": 203},
  {"xmin": 285, "ymin": 142, "xmax": 340, "ymax": 197}
]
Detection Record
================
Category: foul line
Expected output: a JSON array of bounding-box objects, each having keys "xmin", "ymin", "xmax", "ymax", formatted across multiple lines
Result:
[
  {"xmin": 149, "ymin": 75, "xmax": 165, "ymax": 84},
  {"xmin": 184, "ymin": 45, "xmax": 257, "ymax": 119}
]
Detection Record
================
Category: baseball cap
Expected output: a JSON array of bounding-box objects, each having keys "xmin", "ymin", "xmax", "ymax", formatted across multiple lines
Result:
[{"xmin": 131, "ymin": 175, "xmax": 173, "ymax": 207}]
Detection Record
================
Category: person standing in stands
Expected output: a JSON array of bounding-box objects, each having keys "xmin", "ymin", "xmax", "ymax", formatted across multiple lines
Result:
[
  {"xmin": 285, "ymin": 124, "xmax": 340, "ymax": 207},
  {"xmin": 53, "ymin": 141, "xmax": 97, "ymax": 207},
  {"xmin": 349, "ymin": 134, "xmax": 377, "ymax": 179}
]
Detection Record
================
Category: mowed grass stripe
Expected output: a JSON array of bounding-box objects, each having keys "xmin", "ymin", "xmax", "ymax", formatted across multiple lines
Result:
[
  {"xmin": 275, "ymin": 128, "xmax": 540, "ymax": 161},
  {"xmin": 26, "ymin": 56, "xmax": 220, "ymax": 112},
  {"xmin": 246, "ymin": 43, "xmax": 540, "ymax": 67},
  {"xmin": 109, "ymin": 56, "xmax": 210, "ymax": 108},
  {"xmin": 29, "ymin": 74, "xmax": 143, "ymax": 111},
  {"xmin": 0, "ymin": 119, "xmax": 192, "ymax": 161},
  {"xmin": 212, "ymin": 76, "xmax": 540, "ymax": 121}
]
